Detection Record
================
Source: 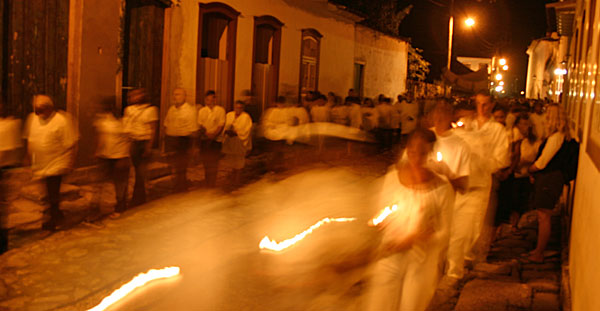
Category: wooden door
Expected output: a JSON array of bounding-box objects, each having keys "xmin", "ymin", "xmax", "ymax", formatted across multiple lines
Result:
[
  {"xmin": 2, "ymin": 0, "xmax": 69, "ymax": 118},
  {"xmin": 122, "ymin": 0, "xmax": 167, "ymax": 110}
]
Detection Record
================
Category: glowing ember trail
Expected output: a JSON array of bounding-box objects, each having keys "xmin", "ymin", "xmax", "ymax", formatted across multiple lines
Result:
[
  {"xmin": 87, "ymin": 266, "xmax": 180, "ymax": 311},
  {"xmin": 370, "ymin": 204, "xmax": 398, "ymax": 226},
  {"xmin": 259, "ymin": 217, "xmax": 356, "ymax": 252}
]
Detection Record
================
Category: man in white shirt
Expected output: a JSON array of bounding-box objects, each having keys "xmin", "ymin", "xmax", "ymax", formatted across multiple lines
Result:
[
  {"xmin": 23, "ymin": 95, "xmax": 78, "ymax": 231},
  {"xmin": 397, "ymin": 95, "xmax": 419, "ymax": 140},
  {"xmin": 530, "ymin": 101, "xmax": 547, "ymax": 140},
  {"xmin": 0, "ymin": 99, "xmax": 22, "ymax": 252},
  {"xmin": 197, "ymin": 90, "xmax": 225, "ymax": 187},
  {"xmin": 164, "ymin": 88, "xmax": 197, "ymax": 191},
  {"xmin": 123, "ymin": 88, "xmax": 158, "ymax": 206},
  {"xmin": 450, "ymin": 92, "xmax": 510, "ymax": 279}
]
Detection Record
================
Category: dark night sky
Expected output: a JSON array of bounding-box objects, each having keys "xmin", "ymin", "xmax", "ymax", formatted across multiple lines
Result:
[{"xmin": 396, "ymin": 0, "xmax": 551, "ymax": 92}]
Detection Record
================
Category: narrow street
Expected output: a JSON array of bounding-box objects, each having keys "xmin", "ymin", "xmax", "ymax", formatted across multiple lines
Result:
[{"xmin": 0, "ymin": 159, "xmax": 389, "ymax": 311}]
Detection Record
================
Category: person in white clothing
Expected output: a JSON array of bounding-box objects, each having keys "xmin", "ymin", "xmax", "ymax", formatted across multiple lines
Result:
[
  {"xmin": 262, "ymin": 96, "xmax": 291, "ymax": 172},
  {"xmin": 530, "ymin": 101, "xmax": 547, "ymax": 140},
  {"xmin": 450, "ymin": 92, "xmax": 510, "ymax": 279},
  {"xmin": 377, "ymin": 96, "xmax": 395, "ymax": 150},
  {"xmin": 365, "ymin": 128, "xmax": 455, "ymax": 311},
  {"xmin": 398, "ymin": 96, "xmax": 419, "ymax": 141},
  {"xmin": 310, "ymin": 95, "xmax": 331, "ymax": 123},
  {"xmin": 361, "ymin": 98, "xmax": 379, "ymax": 131},
  {"xmin": 222, "ymin": 101, "xmax": 253, "ymax": 186},
  {"xmin": 123, "ymin": 88, "xmax": 158, "ymax": 206},
  {"xmin": 0, "ymin": 99, "xmax": 22, "ymax": 252},
  {"xmin": 94, "ymin": 96, "xmax": 131, "ymax": 215},
  {"xmin": 164, "ymin": 88, "xmax": 197, "ymax": 191},
  {"xmin": 197, "ymin": 90, "xmax": 225, "ymax": 187},
  {"xmin": 23, "ymin": 95, "xmax": 79, "ymax": 231}
]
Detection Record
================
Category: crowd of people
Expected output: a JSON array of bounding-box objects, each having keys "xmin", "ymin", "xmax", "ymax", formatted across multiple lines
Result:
[
  {"xmin": 365, "ymin": 92, "xmax": 577, "ymax": 310},
  {"xmin": 0, "ymin": 86, "xmax": 577, "ymax": 311}
]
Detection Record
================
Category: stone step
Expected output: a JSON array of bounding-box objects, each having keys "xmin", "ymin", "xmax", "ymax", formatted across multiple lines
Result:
[
  {"xmin": 454, "ymin": 279, "xmax": 532, "ymax": 311},
  {"xmin": 19, "ymin": 182, "xmax": 81, "ymax": 203}
]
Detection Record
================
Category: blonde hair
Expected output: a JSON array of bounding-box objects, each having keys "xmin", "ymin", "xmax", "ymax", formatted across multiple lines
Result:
[{"xmin": 546, "ymin": 104, "xmax": 570, "ymax": 139}]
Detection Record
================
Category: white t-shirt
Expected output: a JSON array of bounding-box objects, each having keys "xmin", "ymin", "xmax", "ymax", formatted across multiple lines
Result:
[
  {"xmin": 197, "ymin": 105, "xmax": 226, "ymax": 140},
  {"xmin": 331, "ymin": 105, "xmax": 350, "ymax": 125},
  {"xmin": 349, "ymin": 104, "xmax": 363, "ymax": 129},
  {"xmin": 262, "ymin": 107, "xmax": 290, "ymax": 141},
  {"xmin": 94, "ymin": 113, "xmax": 131, "ymax": 159},
  {"xmin": 310, "ymin": 105, "xmax": 331, "ymax": 123},
  {"xmin": 456, "ymin": 117, "xmax": 510, "ymax": 188},
  {"xmin": 222, "ymin": 111, "xmax": 252, "ymax": 152},
  {"xmin": 123, "ymin": 104, "xmax": 158, "ymax": 141},
  {"xmin": 164, "ymin": 102, "xmax": 197, "ymax": 137},
  {"xmin": 23, "ymin": 111, "xmax": 78, "ymax": 177},
  {"xmin": 431, "ymin": 130, "xmax": 471, "ymax": 181}
]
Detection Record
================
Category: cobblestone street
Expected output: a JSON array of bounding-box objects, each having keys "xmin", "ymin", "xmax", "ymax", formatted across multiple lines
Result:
[{"xmin": 0, "ymin": 150, "xmax": 564, "ymax": 311}]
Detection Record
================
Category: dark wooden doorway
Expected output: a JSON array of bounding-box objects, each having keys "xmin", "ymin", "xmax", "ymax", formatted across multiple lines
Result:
[
  {"xmin": 299, "ymin": 29, "xmax": 322, "ymax": 101},
  {"xmin": 1, "ymin": 0, "xmax": 69, "ymax": 118},
  {"xmin": 251, "ymin": 15, "xmax": 283, "ymax": 115},
  {"xmin": 196, "ymin": 2, "xmax": 239, "ymax": 111},
  {"xmin": 122, "ymin": 0, "xmax": 168, "ymax": 111}
]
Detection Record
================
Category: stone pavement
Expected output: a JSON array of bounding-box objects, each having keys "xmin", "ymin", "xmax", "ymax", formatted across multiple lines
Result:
[{"xmin": 427, "ymin": 210, "xmax": 564, "ymax": 311}]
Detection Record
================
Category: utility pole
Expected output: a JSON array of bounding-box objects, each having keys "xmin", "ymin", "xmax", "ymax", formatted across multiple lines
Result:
[{"xmin": 447, "ymin": 0, "xmax": 455, "ymax": 71}]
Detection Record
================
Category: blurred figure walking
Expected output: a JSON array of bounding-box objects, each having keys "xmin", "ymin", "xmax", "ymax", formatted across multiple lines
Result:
[
  {"xmin": 94, "ymin": 96, "xmax": 131, "ymax": 216},
  {"xmin": 123, "ymin": 89, "xmax": 158, "ymax": 206},
  {"xmin": 23, "ymin": 95, "xmax": 78, "ymax": 231}
]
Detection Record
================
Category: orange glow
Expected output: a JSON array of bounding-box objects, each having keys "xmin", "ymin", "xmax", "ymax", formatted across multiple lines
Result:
[
  {"xmin": 457, "ymin": 121, "xmax": 464, "ymax": 127},
  {"xmin": 87, "ymin": 267, "xmax": 180, "ymax": 311},
  {"xmin": 371, "ymin": 204, "xmax": 399, "ymax": 226},
  {"xmin": 259, "ymin": 217, "xmax": 356, "ymax": 252},
  {"xmin": 436, "ymin": 152, "xmax": 443, "ymax": 162}
]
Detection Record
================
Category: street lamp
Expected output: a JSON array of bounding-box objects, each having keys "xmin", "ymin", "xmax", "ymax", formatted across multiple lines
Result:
[
  {"xmin": 465, "ymin": 17, "xmax": 475, "ymax": 27},
  {"xmin": 502, "ymin": 65, "xmax": 509, "ymax": 71},
  {"xmin": 495, "ymin": 73, "xmax": 503, "ymax": 81},
  {"xmin": 499, "ymin": 58, "xmax": 507, "ymax": 66}
]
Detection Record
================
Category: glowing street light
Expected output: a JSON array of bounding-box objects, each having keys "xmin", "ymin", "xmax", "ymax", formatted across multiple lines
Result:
[
  {"xmin": 554, "ymin": 68, "xmax": 567, "ymax": 76},
  {"xmin": 502, "ymin": 65, "xmax": 509, "ymax": 71},
  {"xmin": 520, "ymin": 91, "xmax": 525, "ymax": 95},
  {"xmin": 465, "ymin": 17, "xmax": 475, "ymax": 27},
  {"xmin": 495, "ymin": 73, "xmax": 503, "ymax": 81},
  {"xmin": 499, "ymin": 58, "xmax": 507, "ymax": 66},
  {"xmin": 499, "ymin": 81, "xmax": 505, "ymax": 86},
  {"xmin": 495, "ymin": 85, "xmax": 504, "ymax": 92}
]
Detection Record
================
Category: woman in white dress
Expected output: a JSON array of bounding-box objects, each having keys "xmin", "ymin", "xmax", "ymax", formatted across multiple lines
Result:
[{"xmin": 365, "ymin": 128, "xmax": 455, "ymax": 311}]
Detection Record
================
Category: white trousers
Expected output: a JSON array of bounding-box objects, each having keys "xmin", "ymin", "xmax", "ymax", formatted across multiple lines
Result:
[
  {"xmin": 446, "ymin": 185, "xmax": 491, "ymax": 279},
  {"xmin": 365, "ymin": 249, "xmax": 441, "ymax": 311}
]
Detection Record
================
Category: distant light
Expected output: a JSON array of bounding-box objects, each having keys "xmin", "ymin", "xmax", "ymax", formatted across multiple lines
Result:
[
  {"xmin": 520, "ymin": 91, "xmax": 525, "ymax": 95},
  {"xmin": 549, "ymin": 90, "xmax": 554, "ymax": 95},
  {"xmin": 437, "ymin": 152, "xmax": 443, "ymax": 162},
  {"xmin": 501, "ymin": 90, "xmax": 506, "ymax": 94},
  {"xmin": 554, "ymin": 68, "xmax": 567, "ymax": 76},
  {"xmin": 499, "ymin": 81, "xmax": 505, "ymax": 86},
  {"xmin": 495, "ymin": 85, "xmax": 504, "ymax": 92},
  {"xmin": 491, "ymin": 81, "xmax": 495, "ymax": 85},
  {"xmin": 499, "ymin": 58, "xmax": 507, "ymax": 66},
  {"xmin": 495, "ymin": 73, "xmax": 503, "ymax": 81},
  {"xmin": 465, "ymin": 18, "xmax": 475, "ymax": 27},
  {"xmin": 502, "ymin": 65, "xmax": 509, "ymax": 71}
]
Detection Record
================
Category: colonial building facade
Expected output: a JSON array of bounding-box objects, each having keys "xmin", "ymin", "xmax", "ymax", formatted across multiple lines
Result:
[{"xmin": 1, "ymin": 0, "xmax": 409, "ymax": 166}]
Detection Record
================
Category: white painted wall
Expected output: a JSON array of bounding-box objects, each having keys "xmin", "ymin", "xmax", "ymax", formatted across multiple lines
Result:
[
  {"xmin": 354, "ymin": 25, "xmax": 408, "ymax": 99},
  {"xmin": 164, "ymin": 0, "xmax": 407, "ymax": 108}
]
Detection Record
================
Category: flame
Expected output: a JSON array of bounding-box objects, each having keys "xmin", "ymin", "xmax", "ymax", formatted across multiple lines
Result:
[
  {"xmin": 370, "ymin": 204, "xmax": 398, "ymax": 226},
  {"xmin": 87, "ymin": 267, "xmax": 180, "ymax": 311},
  {"xmin": 451, "ymin": 122, "xmax": 457, "ymax": 129},
  {"xmin": 259, "ymin": 217, "xmax": 356, "ymax": 252},
  {"xmin": 436, "ymin": 152, "xmax": 443, "ymax": 162},
  {"xmin": 456, "ymin": 121, "xmax": 464, "ymax": 127}
]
